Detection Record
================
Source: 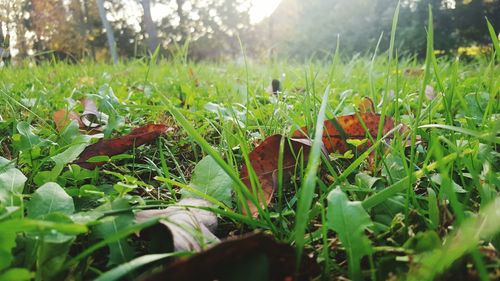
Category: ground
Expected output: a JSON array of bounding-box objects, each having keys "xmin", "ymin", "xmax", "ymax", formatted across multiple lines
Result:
[{"xmin": 0, "ymin": 53, "xmax": 498, "ymax": 280}]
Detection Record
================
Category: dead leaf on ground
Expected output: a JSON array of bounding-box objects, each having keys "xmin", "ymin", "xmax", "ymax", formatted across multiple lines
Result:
[
  {"xmin": 80, "ymin": 98, "xmax": 106, "ymax": 129},
  {"xmin": 140, "ymin": 232, "xmax": 320, "ymax": 281},
  {"xmin": 53, "ymin": 109, "xmax": 84, "ymax": 132},
  {"xmin": 136, "ymin": 198, "xmax": 218, "ymax": 253},
  {"xmin": 358, "ymin": 97, "xmax": 376, "ymax": 113},
  {"xmin": 241, "ymin": 112, "xmax": 398, "ymax": 216},
  {"xmin": 53, "ymin": 98, "xmax": 106, "ymax": 134},
  {"xmin": 292, "ymin": 112, "xmax": 395, "ymax": 153},
  {"xmin": 74, "ymin": 124, "xmax": 169, "ymax": 169},
  {"xmin": 240, "ymin": 135, "xmax": 317, "ymax": 216}
]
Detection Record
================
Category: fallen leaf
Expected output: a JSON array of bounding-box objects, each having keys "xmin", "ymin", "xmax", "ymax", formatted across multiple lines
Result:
[
  {"xmin": 241, "ymin": 113, "xmax": 397, "ymax": 216},
  {"xmin": 136, "ymin": 198, "xmax": 218, "ymax": 252},
  {"xmin": 358, "ymin": 97, "xmax": 375, "ymax": 113},
  {"xmin": 53, "ymin": 98, "xmax": 105, "ymax": 134},
  {"xmin": 240, "ymin": 135, "xmax": 313, "ymax": 216},
  {"xmin": 53, "ymin": 109, "xmax": 83, "ymax": 132},
  {"xmin": 292, "ymin": 113, "xmax": 395, "ymax": 154},
  {"xmin": 74, "ymin": 124, "xmax": 169, "ymax": 169},
  {"xmin": 139, "ymin": 232, "xmax": 320, "ymax": 281},
  {"xmin": 80, "ymin": 98, "xmax": 106, "ymax": 129}
]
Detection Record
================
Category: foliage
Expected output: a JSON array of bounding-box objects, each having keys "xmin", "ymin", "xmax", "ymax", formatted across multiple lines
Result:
[
  {"xmin": 327, "ymin": 188, "xmax": 373, "ymax": 281},
  {"xmin": 0, "ymin": 16, "xmax": 499, "ymax": 278},
  {"xmin": 2, "ymin": 0, "xmax": 500, "ymax": 62}
]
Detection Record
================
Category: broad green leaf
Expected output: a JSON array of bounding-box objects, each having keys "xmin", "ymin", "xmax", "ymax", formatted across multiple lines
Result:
[
  {"xmin": 94, "ymin": 199, "xmax": 135, "ymax": 265},
  {"xmin": 87, "ymin": 155, "xmax": 110, "ymax": 163},
  {"xmin": 34, "ymin": 142, "xmax": 90, "ymax": 186},
  {"xmin": 52, "ymin": 141, "xmax": 89, "ymax": 168},
  {"xmin": 26, "ymin": 213, "xmax": 76, "ymax": 243},
  {"xmin": 0, "ymin": 225, "xmax": 17, "ymax": 271},
  {"xmin": 0, "ymin": 268, "xmax": 34, "ymax": 281},
  {"xmin": 181, "ymin": 155, "xmax": 233, "ymax": 207},
  {"xmin": 0, "ymin": 206, "xmax": 21, "ymax": 221},
  {"xmin": 64, "ymin": 217, "xmax": 158, "ymax": 270},
  {"xmin": 0, "ymin": 218, "xmax": 87, "ymax": 271},
  {"xmin": 372, "ymin": 195, "xmax": 405, "ymax": 227},
  {"xmin": 355, "ymin": 172, "xmax": 380, "ymax": 190},
  {"xmin": 404, "ymin": 230, "xmax": 441, "ymax": 254},
  {"xmin": 462, "ymin": 92, "xmax": 490, "ymax": 125},
  {"xmin": 381, "ymin": 153, "xmax": 406, "ymax": 182},
  {"xmin": 15, "ymin": 121, "xmax": 47, "ymax": 151},
  {"xmin": 0, "ymin": 157, "xmax": 26, "ymax": 206},
  {"xmin": 27, "ymin": 182, "xmax": 75, "ymax": 218},
  {"xmin": 58, "ymin": 120, "xmax": 82, "ymax": 146},
  {"xmin": 34, "ymin": 122, "xmax": 93, "ymax": 185},
  {"xmin": 113, "ymin": 182, "xmax": 137, "ymax": 195},
  {"xmin": 327, "ymin": 188, "xmax": 373, "ymax": 281},
  {"xmin": 431, "ymin": 174, "xmax": 467, "ymax": 193},
  {"xmin": 24, "ymin": 213, "xmax": 76, "ymax": 280}
]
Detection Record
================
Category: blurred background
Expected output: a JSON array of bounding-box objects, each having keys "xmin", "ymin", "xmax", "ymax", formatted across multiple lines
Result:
[{"xmin": 0, "ymin": 0, "xmax": 499, "ymax": 63}]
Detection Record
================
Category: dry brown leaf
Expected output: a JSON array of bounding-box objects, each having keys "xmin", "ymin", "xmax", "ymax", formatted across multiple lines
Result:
[
  {"xmin": 53, "ymin": 109, "xmax": 84, "ymax": 132},
  {"xmin": 140, "ymin": 232, "xmax": 320, "ymax": 281},
  {"xmin": 358, "ymin": 97, "xmax": 376, "ymax": 113},
  {"xmin": 74, "ymin": 124, "xmax": 169, "ymax": 169},
  {"xmin": 240, "ymin": 135, "xmax": 315, "ymax": 216},
  {"xmin": 241, "ymin": 113, "xmax": 397, "ymax": 216}
]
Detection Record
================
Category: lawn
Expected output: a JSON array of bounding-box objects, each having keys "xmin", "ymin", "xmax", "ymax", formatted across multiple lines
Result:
[{"xmin": 0, "ymin": 28, "xmax": 499, "ymax": 280}]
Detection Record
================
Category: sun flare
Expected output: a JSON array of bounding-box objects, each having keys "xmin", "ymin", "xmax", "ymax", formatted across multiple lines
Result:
[{"xmin": 249, "ymin": 0, "xmax": 282, "ymax": 23}]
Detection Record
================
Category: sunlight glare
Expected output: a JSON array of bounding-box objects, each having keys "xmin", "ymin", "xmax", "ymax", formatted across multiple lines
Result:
[{"xmin": 249, "ymin": 0, "xmax": 282, "ymax": 23}]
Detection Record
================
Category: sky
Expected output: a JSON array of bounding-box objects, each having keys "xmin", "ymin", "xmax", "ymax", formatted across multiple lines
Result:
[{"xmin": 249, "ymin": 0, "xmax": 282, "ymax": 23}]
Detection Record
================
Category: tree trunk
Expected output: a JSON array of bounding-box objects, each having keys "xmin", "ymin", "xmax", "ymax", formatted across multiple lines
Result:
[
  {"xmin": 141, "ymin": 0, "xmax": 159, "ymax": 56},
  {"xmin": 96, "ymin": 0, "xmax": 118, "ymax": 64},
  {"xmin": 82, "ymin": 0, "xmax": 96, "ymax": 60},
  {"xmin": 176, "ymin": 0, "xmax": 186, "ymax": 42}
]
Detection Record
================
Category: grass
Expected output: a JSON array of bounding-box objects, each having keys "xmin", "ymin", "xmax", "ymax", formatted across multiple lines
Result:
[{"xmin": 0, "ymin": 19, "xmax": 499, "ymax": 280}]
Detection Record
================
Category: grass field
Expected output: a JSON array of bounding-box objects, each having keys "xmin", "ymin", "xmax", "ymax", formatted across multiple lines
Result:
[{"xmin": 0, "ymin": 19, "xmax": 499, "ymax": 281}]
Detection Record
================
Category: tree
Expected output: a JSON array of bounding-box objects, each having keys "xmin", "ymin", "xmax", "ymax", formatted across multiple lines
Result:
[
  {"xmin": 96, "ymin": 0, "xmax": 118, "ymax": 64},
  {"xmin": 153, "ymin": 0, "xmax": 254, "ymax": 60},
  {"xmin": 265, "ymin": 0, "xmax": 500, "ymax": 59},
  {"xmin": 141, "ymin": 0, "xmax": 159, "ymax": 55}
]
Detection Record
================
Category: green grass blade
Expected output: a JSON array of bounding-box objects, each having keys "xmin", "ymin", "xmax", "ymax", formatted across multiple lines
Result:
[
  {"xmin": 486, "ymin": 18, "xmax": 500, "ymax": 62},
  {"xmin": 294, "ymin": 86, "xmax": 330, "ymax": 263},
  {"xmin": 419, "ymin": 124, "xmax": 500, "ymax": 143},
  {"xmin": 408, "ymin": 197, "xmax": 500, "ymax": 281},
  {"xmin": 165, "ymin": 102, "xmax": 275, "ymax": 231},
  {"xmin": 62, "ymin": 218, "xmax": 160, "ymax": 270},
  {"xmin": 95, "ymin": 252, "xmax": 190, "ymax": 281},
  {"xmin": 362, "ymin": 149, "xmax": 473, "ymax": 210}
]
